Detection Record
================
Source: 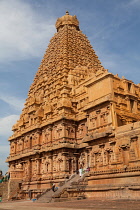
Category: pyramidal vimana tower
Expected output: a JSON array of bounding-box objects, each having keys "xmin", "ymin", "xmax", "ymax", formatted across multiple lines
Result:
[{"xmin": 7, "ymin": 12, "xmax": 140, "ymax": 200}]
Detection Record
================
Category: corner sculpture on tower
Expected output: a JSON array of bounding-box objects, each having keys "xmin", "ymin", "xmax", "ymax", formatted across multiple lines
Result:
[{"xmin": 6, "ymin": 12, "xmax": 140, "ymax": 201}]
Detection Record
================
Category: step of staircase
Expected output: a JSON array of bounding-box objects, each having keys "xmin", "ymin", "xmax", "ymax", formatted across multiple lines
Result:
[{"xmin": 36, "ymin": 173, "xmax": 88, "ymax": 203}]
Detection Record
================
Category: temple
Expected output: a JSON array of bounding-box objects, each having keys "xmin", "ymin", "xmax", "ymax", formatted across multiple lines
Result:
[{"xmin": 6, "ymin": 12, "xmax": 140, "ymax": 200}]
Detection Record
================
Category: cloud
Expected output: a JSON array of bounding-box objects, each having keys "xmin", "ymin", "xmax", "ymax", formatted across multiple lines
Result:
[
  {"xmin": 0, "ymin": 115, "xmax": 18, "ymax": 174},
  {"xmin": 0, "ymin": 0, "xmax": 55, "ymax": 63},
  {"xmin": 0, "ymin": 145, "xmax": 9, "ymax": 155},
  {"xmin": 0, "ymin": 145, "xmax": 9, "ymax": 174},
  {"xmin": 128, "ymin": 0, "xmax": 140, "ymax": 6},
  {"xmin": 0, "ymin": 94, "xmax": 24, "ymax": 111},
  {"xmin": 0, "ymin": 114, "xmax": 18, "ymax": 173},
  {"xmin": 0, "ymin": 115, "xmax": 19, "ymax": 137}
]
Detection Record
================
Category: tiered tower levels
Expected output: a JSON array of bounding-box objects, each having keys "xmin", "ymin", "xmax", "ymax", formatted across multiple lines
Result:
[{"xmin": 10, "ymin": 12, "xmax": 105, "ymax": 138}]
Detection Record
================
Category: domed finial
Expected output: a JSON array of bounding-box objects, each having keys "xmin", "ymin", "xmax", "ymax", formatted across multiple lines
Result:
[{"xmin": 55, "ymin": 12, "xmax": 80, "ymax": 32}]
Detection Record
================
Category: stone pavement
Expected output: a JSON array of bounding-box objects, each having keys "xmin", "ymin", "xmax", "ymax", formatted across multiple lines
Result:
[{"xmin": 1, "ymin": 199, "xmax": 140, "ymax": 210}]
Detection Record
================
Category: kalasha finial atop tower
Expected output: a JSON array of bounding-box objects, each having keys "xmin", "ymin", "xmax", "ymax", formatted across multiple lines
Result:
[
  {"xmin": 66, "ymin": 11, "xmax": 69, "ymax": 15},
  {"xmin": 55, "ymin": 11, "xmax": 79, "ymax": 32}
]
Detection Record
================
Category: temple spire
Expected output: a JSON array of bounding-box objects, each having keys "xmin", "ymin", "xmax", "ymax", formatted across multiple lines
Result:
[{"xmin": 10, "ymin": 12, "xmax": 106, "ymax": 136}]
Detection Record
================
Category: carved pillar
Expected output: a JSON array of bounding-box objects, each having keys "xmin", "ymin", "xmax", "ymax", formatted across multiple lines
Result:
[
  {"xmin": 41, "ymin": 157, "xmax": 45, "ymax": 174},
  {"xmin": 93, "ymin": 152, "xmax": 98, "ymax": 168},
  {"xmin": 36, "ymin": 158, "xmax": 40, "ymax": 175},
  {"xmin": 36, "ymin": 129, "xmax": 42, "ymax": 145},
  {"xmin": 109, "ymin": 141, "xmax": 116, "ymax": 163},
  {"xmin": 130, "ymin": 136, "xmax": 139, "ymax": 159},
  {"xmin": 85, "ymin": 147, "xmax": 92, "ymax": 168},
  {"xmin": 96, "ymin": 110, "xmax": 101, "ymax": 128},
  {"xmin": 131, "ymin": 83, "xmax": 134, "ymax": 94},
  {"xmin": 62, "ymin": 153, "xmax": 67, "ymax": 172},
  {"xmin": 48, "ymin": 154, "xmax": 53, "ymax": 179},
  {"xmin": 125, "ymin": 96, "xmax": 130, "ymax": 111},
  {"xmin": 48, "ymin": 126, "xmax": 52, "ymax": 144},
  {"xmin": 41, "ymin": 129, "xmax": 46, "ymax": 145},
  {"xmin": 90, "ymin": 153, "xmax": 94, "ymax": 170},
  {"xmin": 99, "ymin": 144, "xmax": 105, "ymax": 166},
  {"xmin": 72, "ymin": 157, "xmax": 76, "ymax": 172},
  {"xmin": 28, "ymin": 159, "xmax": 32, "ymax": 181},
  {"xmin": 14, "ymin": 140, "xmax": 17, "ymax": 154},
  {"xmin": 61, "ymin": 122, "xmax": 66, "ymax": 139},
  {"xmin": 120, "ymin": 144, "xmax": 130, "ymax": 166},
  {"xmin": 21, "ymin": 137, "xmax": 24, "ymax": 152},
  {"xmin": 110, "ymin": 102, "xmax": 117, "ymax": 127},
  {"xmin": 133, "ymin": 100, "xmax": 137, "ymax": 113},
  {"xmin": 29, "ymin": 136, "xmax": 32, "ymax": 149}
]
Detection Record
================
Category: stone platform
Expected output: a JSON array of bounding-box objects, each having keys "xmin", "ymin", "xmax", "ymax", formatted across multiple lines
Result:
[{"xmin": 1, "ymin": 199, "xmax": 140, "ymax": 210}]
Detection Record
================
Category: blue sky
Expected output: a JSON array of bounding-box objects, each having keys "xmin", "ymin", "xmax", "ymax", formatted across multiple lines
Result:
[{"xmin": 0, "ymin": 0, "xmax": 140, "ymax": 174}]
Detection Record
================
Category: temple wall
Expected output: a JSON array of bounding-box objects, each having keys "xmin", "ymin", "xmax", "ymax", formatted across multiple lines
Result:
[
  {"xmin": 8, "ymin": 179, "xmax": 22, "ymax": 200},
  {"xmin": 0, "ymin": 182, "xmax": 8, "ymax": 200},
  {"xmin": 87, "ymin": 75, "xmax": 113, "ymax": 103},
  {"xmin": 86, "ymin": 123, "xmax": 140, "ymax": 173}
]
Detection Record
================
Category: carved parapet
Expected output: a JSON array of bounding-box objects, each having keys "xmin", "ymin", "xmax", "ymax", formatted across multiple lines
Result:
[
  {"xmin": 24, "ymin": 114, "xmax": 29, "ymax": 123},
  {"xmin": 44, "ymin": 104, "xmax": 53, "ymax": 114},
  {"xmin": 18, "ymin": 118, "xmax": 24, "ymax": 127},
  {"xmin": 29, "ymin": 96, "xmax": 40, "ymax": 106},
  {"xmin": 10, "ymin": 170, "xmax": 23, "ymax": 180},
  {"xmin": 83, "ymin": 128, "xmax": 113, "ymax": 143},
  {"xmin": 36, "ymin": 107, "xmax": 44, "ymax": 118},
  {"xmin": 57, "ymin": 98, "xmax": 72, "ymax": 109},
  {"xmin": 12, "ymin": 123, "xmax": 18, "ymax": 131},
  {"xmin": 28, "ymin": 104, "xmax": 40, "ymax": 114}
]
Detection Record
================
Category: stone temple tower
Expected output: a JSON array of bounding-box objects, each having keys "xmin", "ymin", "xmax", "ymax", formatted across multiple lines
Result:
[{"xmin": 7, "ymin": 12, "xmax": 140, "ymax": 200}]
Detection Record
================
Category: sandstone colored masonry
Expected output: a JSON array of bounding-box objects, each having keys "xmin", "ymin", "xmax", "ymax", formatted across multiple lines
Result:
[{"xmin": 6, "ymin": 12, "xmax": 140, "ymax": 200}]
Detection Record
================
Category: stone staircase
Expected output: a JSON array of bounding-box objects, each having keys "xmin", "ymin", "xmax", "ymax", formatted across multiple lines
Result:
[{"xmin": 36, "ymin": 173, "xmax": 88, "ymax": 203}]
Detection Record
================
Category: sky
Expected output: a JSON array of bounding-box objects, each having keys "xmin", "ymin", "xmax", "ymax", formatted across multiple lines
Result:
[{"xmin": 0, "ymin": 0, "xmax": 140, "ymax": 174}]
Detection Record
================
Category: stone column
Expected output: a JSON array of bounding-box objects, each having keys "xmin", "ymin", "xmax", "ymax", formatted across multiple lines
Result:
[
  {"xmin": 36, "ymin": 130, "xmax": 42, "ymax": 145},
  {"xmin": 36, "ymin": 158, "xmax": 40, "ymax": 175},
  {"xmin": 62, "ymin": 153, "xmax": 67, "ymax": 172},
  {"xmin": 48, "ymin": 154, "xmax": 53, "ymax": 179},
  {"xmin": 125, "ymin": 96, "xmax": 130, "ymax": 111},
  {"xmin": 93, "ymin": 153, "xmax": 97, "ymax": 168},
  {"xmin": 130, "ymin": 136, "xmax": 139, "ymax": 159},
  {"xmin": 28, "ymin": 159, "xmax": 32, "ymax": 181},
  {"xmin": 61, "ymin": 122, "xmax": 66, "ymax": 140},
  {"xmin": 21, "ymin": 137, "xmax": 24, "ymax": 152},
  {"xmin": 110, "ymin": 102, "xmax": 117, "ymax": 127},
  {"xmin": 133, "ymin": 100, "xmax": 138, "ymax": 113},
  {"xmin": 96, "ymin": 110, "xmax": 101, "ymax": 128},
  {"xmin": 14, "ymin": 140, "xmax": 17, "ymax": 154},
  {"xmin": 41, "ymin": 129, "xmax": 46, "ymax": 145},
  {"xmin": 48, "ymin": 126, "xmax": 52, "ymax": 144},
  {"xmin": 36, "ymin": 158, "xmax": 41, "ymax": 180},
  {"xmin": 99, "ymin": 144, "xmax": 105, "ymax": 166}
]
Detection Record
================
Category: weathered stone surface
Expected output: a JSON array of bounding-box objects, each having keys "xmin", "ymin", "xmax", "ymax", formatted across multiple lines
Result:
[{"xmin": 6, "ymin": 12, "xmax": 140, "ymax": 200}]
